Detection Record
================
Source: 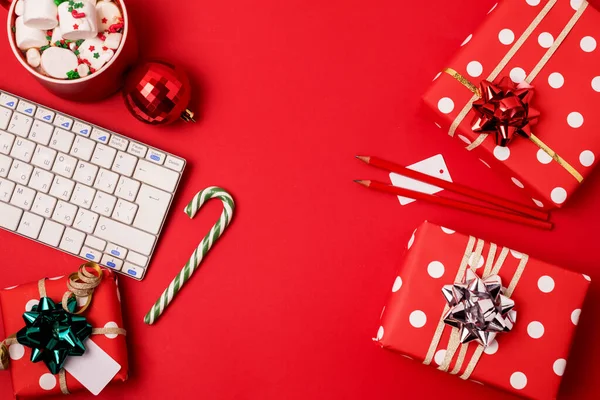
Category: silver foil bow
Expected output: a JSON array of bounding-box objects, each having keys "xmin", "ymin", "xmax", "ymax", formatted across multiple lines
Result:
[{"xmin": 442, "ymin": 268, "xmax": 517, "ymax": 347}]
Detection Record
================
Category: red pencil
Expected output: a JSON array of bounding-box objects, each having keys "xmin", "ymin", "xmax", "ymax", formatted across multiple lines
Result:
[
  {"xmin": 355, "ymin": 180, "xmax": 553, "ymax": 231},
  {"xmin": 356, "ymin": 156, "xmax": 549, "ymax": 221}
]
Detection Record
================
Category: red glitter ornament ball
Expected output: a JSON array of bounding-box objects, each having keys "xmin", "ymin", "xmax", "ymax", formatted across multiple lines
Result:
[{"xmin": 123, "ymin": 61, "xmax": 195, "ymax": 125}]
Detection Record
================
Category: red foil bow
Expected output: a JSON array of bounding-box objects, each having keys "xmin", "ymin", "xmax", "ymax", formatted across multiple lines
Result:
[{"xmin": 471, "ymin": 77, "xmax": 540, "ymax": 147}]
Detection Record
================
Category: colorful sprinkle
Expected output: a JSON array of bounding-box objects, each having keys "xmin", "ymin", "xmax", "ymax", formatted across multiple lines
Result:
[
  {"xmin": 73, "ymin": 24, "xmax": 79, "ymax": 30},
  {"xmin": 93, "ymin": 53, "xmax": 100, "ymax": 59},
  {"xmin": 66, "ymin": 70, "xmax": 80, "ymax": 80},
  {"xmin": 102, "ymin": 17, "xmax": 108, "ymax": 24}
]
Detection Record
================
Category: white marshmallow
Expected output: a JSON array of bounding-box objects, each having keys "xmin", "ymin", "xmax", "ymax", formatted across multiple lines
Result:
[
  {"xmin": 15, "ymin": 16, "xmax": 48, "ymax": 51},
  {"xmin": 96, "ymin": 0, "xmax": 122, "ymax": 31},
  {"xmin": 77, "ymin": 63, "xmax": 90, "ymax": 77},
  {"xmin": 50, "ymin": 26, "xmax": 63, "ymax": 45},
  {"xmin": 79, "ymin": 37, "xmax": 113, "ymax": 70},
  {"xmin": 23, "ymin": 0, "xmax": 58, "ymax": 30},
  {"xmin": 15, "ymin": 0, "xmax": 25, "ymax": 16},
  {"xmin": 58, "ymin": 1, "xmax": 98, "ymax": 41},
  {"xmin": 40, "ymin": 47, "xmax": 78, "ymax": 79},
  {"xmin": 26, "ymin": 48, "xmax": 41, "ymax": 68},
  {"xmin": 103, "ymin": 32, "xmax": 121, "ymax": 49},
  {"xmin": 69, "ymin": 42, "xmax": 77, "ymax": 51}
]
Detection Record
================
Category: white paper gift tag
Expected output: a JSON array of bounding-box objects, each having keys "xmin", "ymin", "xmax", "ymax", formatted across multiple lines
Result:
[
  {"xmin": 63, "ymin": 338, "xmax": 121, "ymax": 395},
  {"xmin": 389, "ymin": 154, "xmax": 453, "ymax": 205}
]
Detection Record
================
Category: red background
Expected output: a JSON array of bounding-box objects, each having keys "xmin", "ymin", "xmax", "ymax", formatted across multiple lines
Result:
[{"xmin": 1, "ymin": 0, "xmax": 599, "ymax": 399}]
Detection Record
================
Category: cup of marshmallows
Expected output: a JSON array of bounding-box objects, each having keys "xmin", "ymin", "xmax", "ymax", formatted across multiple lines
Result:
[{"xmin": 6, "ymin": 0, "xmax": 138, "ymax": 101}]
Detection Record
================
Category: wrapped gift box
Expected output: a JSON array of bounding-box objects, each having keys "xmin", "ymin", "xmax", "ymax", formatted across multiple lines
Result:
[
  {"xmin": 0, "ymin": 268, "xmax": 128, "ymax": 398},
  {"xmin": 423, "ymin": 0, "xmax": 600, "ymax": 208},
  {"xmin": 374, "ymin": 221, "xmax": 590, "ymax": 399}
]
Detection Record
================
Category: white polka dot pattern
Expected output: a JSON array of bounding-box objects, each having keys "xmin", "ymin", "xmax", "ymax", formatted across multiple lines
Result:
[
  {"xmin": 493, "ymin": 146, "xmax": 510, "ymax": 161},
  {"xmin": 408, "ymin": 230, "xmax": 415, "ymax": 249},
  {"xmin": 466, "ymin": 61, "xmax": 483, "ymax": 77},
  {"xmin": 104, "ymin": 321, "xmax": 119, "ymax": 339},
  {"xmin": 461, "ymin": 34, "xmax": 472, "ymax": 46},
  {"xmin": 553, "ymin": 359, "xmax": 567, "ymax": 376},
  {"xmin": 9, "ymin": 343, "xmax": 25, "ymax": 360},
  {"xmin": 571, "ymin": 309, "xmax": 581, "ymax": 325},
  {"xmin": 510, "ymin": 372, "xmax": 527, "ymax": 390},
  {"xmin": 483, "ymin": 339, "xmax": 498, "ymax": 355},
  {"xmin": 592, "ymin": 76, "xmax": 600, "ymax": 92},
  {"xmin": 434, "ymin": 349, "xmax": 447, "ymax": 366},
  {"xmin": 392, "ymin": 276, "xmax": 402, "ymax": 292},
  {"xmin": 537, "ymin": 148, "xmax": 553, "ymax": 164},
  {"xmin": 510, "ymin": 67, "xmax": 526, "ymax": 83},
  {"xmin": 527, "ymin": 321, "xmax": 545, "ymax": 338},
  {"xmin": 583, "ymin": 274, "xmax": 591, "ymax": 281},
  {"xmin": 548, "ymin": 72, "xmax": 564, "ymax": 89},
  {"xmin": 498, "ymin": 29, "xmax": 515, "ymax": 45},
  {"xmin": 538, "ymin": 32, "xmax": 554, "ymax": 48},
  {"xmin": 441, "ymin": 227, "xmax": 455, "ymax": 234},
  {"xmin": 551, "ymin": 187, "xmax": 567, "ymax": 204},
  {"xmin": 580, "ymin": 36, "xmax": 597, "ymax": 53},
  {"xmin": 580, "ymin": 150, "xmax": 594, "ymax": 167},
  {"xmin": 532, "ymin": 199, "xmax": 544, "ymax": 208},
  {"xmin": 427, "ymin": 261, "xmax": 445, "ymax": 278},
  {"xmin": 39, "ymin": 373, "xmax": 57, "ymax": 391},
  {"xmin": 537, "ymin": 276, "xmax": 555, "ymax": 293},
  {"xmin": 571, "ymin": 0, "xmax": 584, "ymax": 10},
  {"xmin": 409, "ymin": 310, "xmax": 427, "ymax": 328},
  {"xmin": 376, "ymin": 326, "xmax": 384, "ymax": 340},
  {"xmin": 488, "ymin": 3, "xmax": 497, "ymax": 13},
  {"xmin": 438, "ymin": 98, "xmax": 454, "ymax": 114},
  {"xmin": 567, "ymin": 112, "xmax": 584, "ymax": 128},
  {"xmin": 25, "ymin": 299, "xmax": 39, "ymax": 312},
  {"xmin": 527, "ymin": 0, "xmax": 541, "ymax": 5},
  {"xmin": 468, "ymin": 254, "xmax": 484, "ymax": 269},
  {"xmin": 511, "ymin": 177, "xmax": 524, "ymax": 188}
]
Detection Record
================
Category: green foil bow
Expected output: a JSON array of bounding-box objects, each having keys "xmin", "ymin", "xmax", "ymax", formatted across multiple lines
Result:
[{"xmin": 16, "ymin": 297, "xmax": 92, "ymax": 374}]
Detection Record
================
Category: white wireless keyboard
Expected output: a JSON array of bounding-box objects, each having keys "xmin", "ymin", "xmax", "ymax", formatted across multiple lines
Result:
[{"xmin": 0, "ymin": 89, "xmax": 186, "ymax": 280}]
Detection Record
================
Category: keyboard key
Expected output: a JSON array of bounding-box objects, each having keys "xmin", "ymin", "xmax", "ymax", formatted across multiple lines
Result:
[
  {"xmin": 106, "ymin": 242, "xmax": 128, "ymax": 259},
  {"xmin": 91, "ymin": 144, "xmax": 116, "ymax": 169},
  {"xmin": 133, "ymin": 184, "xmax": 171, "ymax": 235},
  {"xmin": 0, "ymin": 107, "xmax": 11, "ymax": 130},
  {"xmin": 126, "ymin": 251, "xmax": 148, "ymax": 268},
  {"xmin": 10, "ymin": 138, "xmax": 35, "ymax": 162},
  {"xmin": 91, "ymin": 128, "xmax": 110, "ymax": 144},
  {"xmin": 94, "ymin": 217, "xmax": 156, "ymax": 256},
  {"xmin": 52, "ymin": 153, "xmax": 77, "ymax": 178},
  {"xmin": 17, "ymin": 211, "xmax": 43, "ymax": 238},
  {"xmin": 165, "ymin": 155, "xmax": 185, "ymax": 172},
  {"xmin": 7, "ymin": 113, "xmax": 32, "ymax": 137},
  {"xmin": 49, "ymin": 176, "xmax": 75, "ymax": 201},
  {"xmin": 52, "ymin": 200, "xmax": 78, "ymax": 226},
  {"xmin": 0, "ymin": 93, "xmax": 17, "ymax": 109},
  {"xmin": 127, "ymin": 142, "xmax": 147, "ymax": 158},
  {"xmin": 71, "ymin": 183, "xmax": 96, "ymax": 209},
  {"xmin": 29, "ymin": 120, "xmax": 54, "ymax": 145},
  {"xmin": 58, "ymin": 227, "xmax": 85, "ymax": 254},
  {"xmin": 73, "ymin": 161, "xmax": 98, "ymax": 185},
  {"xmin": 0, "ymin": 202, "xmax": 23, "ymax": 231},
  {"xmin": 31, "ymin": 193, "xmax": 57, "ymax": 218},
  {"xmin": 133, "ymin": 160, "xmax": 179, "ymax": 192},
  {"xmin": 101, "ymin": 254, "xmax": 123, "ymax": 270},
  {"xmin": 16, "ymin": 101, "xmax": 35, "ymax": 116},
  {"xmin": 112, "ymin": 151, "xmax": 137, "ymax": 177},
  {"xmin": 54, "ymin": 114, "xmax": 73, "ymax": 130},
  {"xmin": 31, "ymin": 145, "xmax": 57, "ymax": 170},
  {"xmin": 0, "ymin": 154, "xmax": 12, "ymax": 177},
  {"xmin": 123, "ymin": 262, "xmax": 144, "ymax": 278},
  {"xmin": 108, "ymin": 135, "xmax": 128, "ymax": 151},
  {"xmin": 93, "ymin": 168, "xmax": 118, "ymax": 194},
  {"xmin": 72, "ymin": 121, "xmax": 91, "ymax": 136},
  {"xmin": 91, "ymin": 191, "xmax": 116, "ymax": 216},
  {"xmin": 29, "ymin": 168, "xmax": 54, "ymax": 193},
  {"xmin": 113, "ymin": 199, "xmax": 137, "ymax": 225},
  {"xmin": 8, "ymin": 160, "xmax": 33, "ymax": 185},
  {"xmin": 0, "ymin": 178, "xmax": 16, "ymax": 202},
  {"xmin": 115, "ymin": 176, "xmax": 140, "ymax": 202},
  {"xmin": 50, "ymin": 128, "xmax": 75, "ymax": 153},
  {"xmin": 0, "ymin": 131, "xmax": 15, "ymax": 155},
  {"xmin": 35, "ymin": 107, "xmax": 55, "ymax": 123},
  {"xmin": 80, "ymin": 246, "xmax": 102, "ymax": 262},
  {"xmin": 39, "ymin": 220, "xmax": 65, "ymax": 246},
  {"xmin": 146, "ymin": 149, "xmax": 165, "ymax": 165},
  {"xmin": 10, "ymin": 185, "xmax": 35, "ymax": 210},
  {"xmin": 73, "ymin": 209, "xmax": 99, "ymax": 233},
  {"xmin": 70, "ymin": 136, "xmax": 95, "ymax": 161},
  {"xmin": 85, "ymin": 235, "xmax": 106, "ymax": 251}
]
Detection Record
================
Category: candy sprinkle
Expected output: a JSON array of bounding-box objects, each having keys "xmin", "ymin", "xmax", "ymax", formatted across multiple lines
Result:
[
  {"xmin": 66, "ymin": 70, "xmax": 80, "ymax": 80},
  {"xmin": 75, "ymin": 39, "xmax": 84, "ymax": 47},
  {"xmin": 74, "ymin": 49, "xmax": 80, "ymax": 56},
  {"xmin": 40, "ymin": 45, "xmax": 50, "ymax": 53}
]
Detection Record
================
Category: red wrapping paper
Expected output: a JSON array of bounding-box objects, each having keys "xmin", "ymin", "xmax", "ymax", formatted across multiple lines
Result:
[
  {"xmin": 0, "ymin": 269, "xmax": 128, "ymax": 398},
  {"xmin": 423, "ymin": 0, "xmax": 600, "ymax": 208},
  {"xmin": 374, "ymin": 221, "xmax": 590, "ymax": 400}
]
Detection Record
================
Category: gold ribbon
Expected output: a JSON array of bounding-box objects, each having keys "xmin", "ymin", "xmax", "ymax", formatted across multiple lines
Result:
[
  {"xmin": 424, "ymin": 238, "xmax": 529, "ymax": 380},
  {"xmin": 0, "ymin": 262, "xmax": 126, "ymax": 394},
  {"xmin": 444, "ymin": 0, "xmax": 588, "ymax": 184}
]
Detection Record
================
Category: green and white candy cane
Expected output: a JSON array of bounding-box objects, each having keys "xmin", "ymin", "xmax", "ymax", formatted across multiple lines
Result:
[{"xmin": 144, "ymin": 187, "xmax": 235, "ymax": 325}]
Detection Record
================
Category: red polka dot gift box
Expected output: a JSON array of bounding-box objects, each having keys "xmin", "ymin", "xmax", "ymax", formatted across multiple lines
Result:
[
  {"xmin": 374, "ymin": 221, "xmax": 590, "ymax": 399},
  {"xmin": 423, "ymin": 0, "xmax": 600, "ymax": 208},
  {"xmin": 0, "ymin": 266, "xmax": 128, "ymax": 398}
]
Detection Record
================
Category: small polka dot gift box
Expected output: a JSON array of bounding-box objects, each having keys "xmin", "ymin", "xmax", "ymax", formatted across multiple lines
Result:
[
  {"xmin": 0, "ymin": 264, "xmax": 128, "ymax": 398},
  {"xmin": 423, "ymin": 0, "xmax": 600, "ymax": 208},
  {"xmin": 374, "ymin": 221, "xmax": 590, "ymax": 399}
]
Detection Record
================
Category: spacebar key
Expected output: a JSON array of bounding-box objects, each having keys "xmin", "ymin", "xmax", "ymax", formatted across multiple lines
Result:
[{"xmin": 94, "ymin": 217, "xmax": 156, "ymax": 256}]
